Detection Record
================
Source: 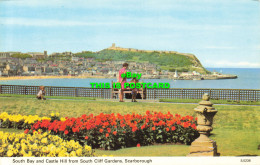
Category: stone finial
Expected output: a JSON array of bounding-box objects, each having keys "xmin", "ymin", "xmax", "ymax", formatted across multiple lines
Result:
[
  {"xmin": 188, "ymin": 93, "xmax": 219, "ymax": 156},
  {"xmin": 202, "ymin": 93, "xmax": 210, "ymax": 101}
]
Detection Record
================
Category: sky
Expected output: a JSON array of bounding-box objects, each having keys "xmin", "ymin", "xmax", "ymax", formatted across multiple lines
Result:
[{"xmin": 0, "ymin": 0, "xmax": 259, "ymax": 68}]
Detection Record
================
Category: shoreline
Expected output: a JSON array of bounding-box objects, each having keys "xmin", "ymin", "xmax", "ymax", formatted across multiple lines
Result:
[
  {"xmin": 0, "ymin": 75, "xmax": 108, "ymax": 81},
  {"xmin": 0, "ymin": 74, "xmax": 238, "ymax": 81}
]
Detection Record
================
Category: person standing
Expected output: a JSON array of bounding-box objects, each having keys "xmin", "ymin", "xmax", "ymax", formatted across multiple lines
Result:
[{"xmin": 118, "ymin": 63, "xmax": 128, "ymax": 102}]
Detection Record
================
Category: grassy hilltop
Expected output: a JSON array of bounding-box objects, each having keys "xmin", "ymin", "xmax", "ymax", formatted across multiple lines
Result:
[{"xmin": 75, "ymin": 46, "xmax": 209, "ymax": 74}]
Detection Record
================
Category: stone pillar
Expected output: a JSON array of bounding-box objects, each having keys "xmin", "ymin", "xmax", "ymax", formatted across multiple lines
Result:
[{"xmin": 188, "ymin": 93, "xmax": 219, "ymax": 156}]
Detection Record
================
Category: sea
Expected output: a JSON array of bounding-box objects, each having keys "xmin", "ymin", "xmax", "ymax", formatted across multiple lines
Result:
[{"xmin": 0, "ymin": 68, "xmax": 259, "ymax": 89}]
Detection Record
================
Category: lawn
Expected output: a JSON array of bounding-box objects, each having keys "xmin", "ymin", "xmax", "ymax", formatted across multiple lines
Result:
[
  {"xmin": 159, "ymin": 98, "xmax": 260, "ymax": 105},
  {"xmin": 0, "ymin": 97, "xmax": 259, "ymax": 156}
]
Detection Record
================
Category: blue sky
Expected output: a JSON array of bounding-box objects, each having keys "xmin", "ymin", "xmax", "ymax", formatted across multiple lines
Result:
[{"xmin": 0, "ymin": 0, "xmax": 259, "ymax": 68}]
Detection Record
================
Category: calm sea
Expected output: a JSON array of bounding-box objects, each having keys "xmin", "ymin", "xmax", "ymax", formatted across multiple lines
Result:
[{"xmin": 0, "ymin": 68, "xmax": 259, "ymax": 89}]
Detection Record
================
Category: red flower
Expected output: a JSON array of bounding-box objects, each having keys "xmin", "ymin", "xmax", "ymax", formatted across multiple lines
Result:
[
  {"xmin": 132, "ymin": 127, "xmax": 138, "ymax": 132},
  {"xmin": 113, "ymin": 131, "xmax": 117, "ymax": 135},
  {"xmin": 107, "ymin": 128, "xmax": 111, "ymax": 133},
  {"xmin": 99, "ymin": 129, "xmax": 104, "ymax": 133},
  {"xmin": 165, "ymin": 128, "xmax": 169, "ymax": 132},
  {"xmin": 171, "ymin": 126, "xmax": 176, "ymax": 131},
  {"xmin": 152, "ymin": 127, "xmax": 156, "ymax": 131},
  {"xmin": 85, "ymin": 136, "xmax": 89, "ymax": 140},
  {"xmin": 24, "ymin": 129, "xmax": 29, "ymax": 134},
  {"xmin": 191, "ymin": 124, "xmax": 196, "ymax": 129},
  {"xmin": 106, "ymin": 133, "xmax": 109, "ymax": 137},
  {"xmin": 64, "ymin": 130, "xmax": 69, "ymax": 135},
  {"xmin": 137, "ymin": 143, "xmax": 141, "ymax": 147}
]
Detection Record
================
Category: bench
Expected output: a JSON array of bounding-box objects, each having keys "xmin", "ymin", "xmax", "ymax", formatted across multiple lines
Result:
[{"xmin": 111, "ymin": 81, "xmax": 146, "ymax": 100}]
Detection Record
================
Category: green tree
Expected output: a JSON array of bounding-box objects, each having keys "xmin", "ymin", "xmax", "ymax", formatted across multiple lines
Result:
[{"xmin": 11, "ymin": 53, "xmax": 32, "ymax": 59}]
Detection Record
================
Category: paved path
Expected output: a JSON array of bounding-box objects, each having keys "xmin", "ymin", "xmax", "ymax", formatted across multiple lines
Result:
[{"xmin": 1, "ymin": 96, "xmax": 259, "ymax": 106}]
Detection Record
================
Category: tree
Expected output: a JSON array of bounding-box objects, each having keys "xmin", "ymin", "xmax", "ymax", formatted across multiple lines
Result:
[{"xmin": 11, "ymin": 53, "xmax": 32, "ymax": 59}]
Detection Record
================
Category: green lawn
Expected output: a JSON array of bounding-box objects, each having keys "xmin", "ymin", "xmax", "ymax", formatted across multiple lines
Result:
[
  {"xmin": 0, "ymin": 94, "xmax": 96, "ymax": 100},
  {"xmin": 0, "ymin": 97, "xmax": 259, "ymax": 156},
  {"xmin": 159, "ymin": 98, "xmax": 260, "ymax": 105}
]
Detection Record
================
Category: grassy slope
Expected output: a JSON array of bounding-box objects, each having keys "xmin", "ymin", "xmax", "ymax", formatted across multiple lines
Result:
[
  {"xmin": 0, "ymin": 97, "xmax": 259, "ymax": 156},
  {"xmin": 75, "ymin": 49, "xmax": 208, "ymax": 73}
]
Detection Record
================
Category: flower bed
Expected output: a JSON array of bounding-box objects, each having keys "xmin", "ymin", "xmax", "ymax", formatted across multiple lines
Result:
[
  {"xmin": 0, "ymin": 131, "xmax": 95, "ymax": 157},
  {"xmin": 30, "ymin": 111, "xmax": 199, "ymax": 150},
  {"xmin": 0, "ymin": 112, "xmax": 65, "ymax": 129}
]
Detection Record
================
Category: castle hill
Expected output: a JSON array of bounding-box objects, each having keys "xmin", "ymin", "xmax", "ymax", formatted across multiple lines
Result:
[{"xmin": 0, "ymin": 44, "xmax": 237, "ymax": 80}]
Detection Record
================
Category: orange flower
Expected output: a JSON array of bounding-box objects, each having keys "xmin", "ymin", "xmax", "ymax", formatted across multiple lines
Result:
[
  {"xmin": 152, "ymin": 127, "xmax": 156, "ymax": 131},
  {"xmin": 106, "ymin": 133, "xmax": 109, "ymax": 137},
  {"xmin": 113, "ymin": 131, "xmax": 117, "ymax": 135},
  {"xmin": 85, "ymin": 136, "xmax": 89, "ymax": 140}
]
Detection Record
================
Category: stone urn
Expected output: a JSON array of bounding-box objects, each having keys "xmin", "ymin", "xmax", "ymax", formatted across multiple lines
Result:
[{"xmin": 188, "ymin": 93, "xmax": 219, "ymax": 156}]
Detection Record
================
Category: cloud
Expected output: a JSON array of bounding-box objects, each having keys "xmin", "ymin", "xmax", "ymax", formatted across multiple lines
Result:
[
  {"xmin": 204, "ymin": 46, "xmax": 237, "ymax": 50},
  {"xmin": 0, "ymin": 16, "xmax": 236, "ymax": 33},
  {"xmin": 204, "ymin": 60, "xmax": 260, "ymax": 68},
  {"xmin": 0, "ymin": 17, "xmax": 131, "ymax": 27}
]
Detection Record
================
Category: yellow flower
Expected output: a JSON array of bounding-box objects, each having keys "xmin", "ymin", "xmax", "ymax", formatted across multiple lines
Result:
[
  {"xmin": 41, "ymin": 138, "xmax": 48, "ymax": 144},
  {"xmin": 58, "ymin": 150, "xmax": 66, "ymax": 157},
  {"xmin": 8, "ymin": 145, "xmax": 14, "ymax": 150},
  {"xmin": 42, "ymin": 147, "xmax": 47, "ymax": 153},
  {"xmin": 55, "ymin": 148, "xmax": 61, "ymax": 154},
  {"xmin": 21, "ymin": 143, "xmax": 27, "ymax": 150},
  {"xmin": 70, "ymin": 151, "xmax": 77, "ymax": 157},
  {"xmin": 76, "ymin": 148, "xmax": 82, "ymax": 156},
  {"xmin": 15, "ymin": 143, "xmax": 21, "ymax": 149},
  {"xmin": 84, "ymin": 145, "xmax": 92, "ymax": 151},
  {"xmin": 55, "ymin": 112, "xmax": 60, "ymax": 117},
  {"xmin": 7, "ymin": 150, "xmax": 13, "ymax": 157},
  {"xmin": 14, "ymin": 138, "xmax": 19, "ymax": 143},
  {"xmin": 0, "ymin": 123, "xmax": 95, "ymax": 157},
  {"xmin": 13, "ymin": 149, "xmax": 19, "ymax": 155},
  {"xmin": 42, "ymin": 132, "xmax": 48, "ymax": 137},
  {"xmin": 32, "ymin": 143, "xmax": 38, "ymax": 150},
  {"xmin": 51, "ymin": 113, "xmax": 55, "ymax": 117}
]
